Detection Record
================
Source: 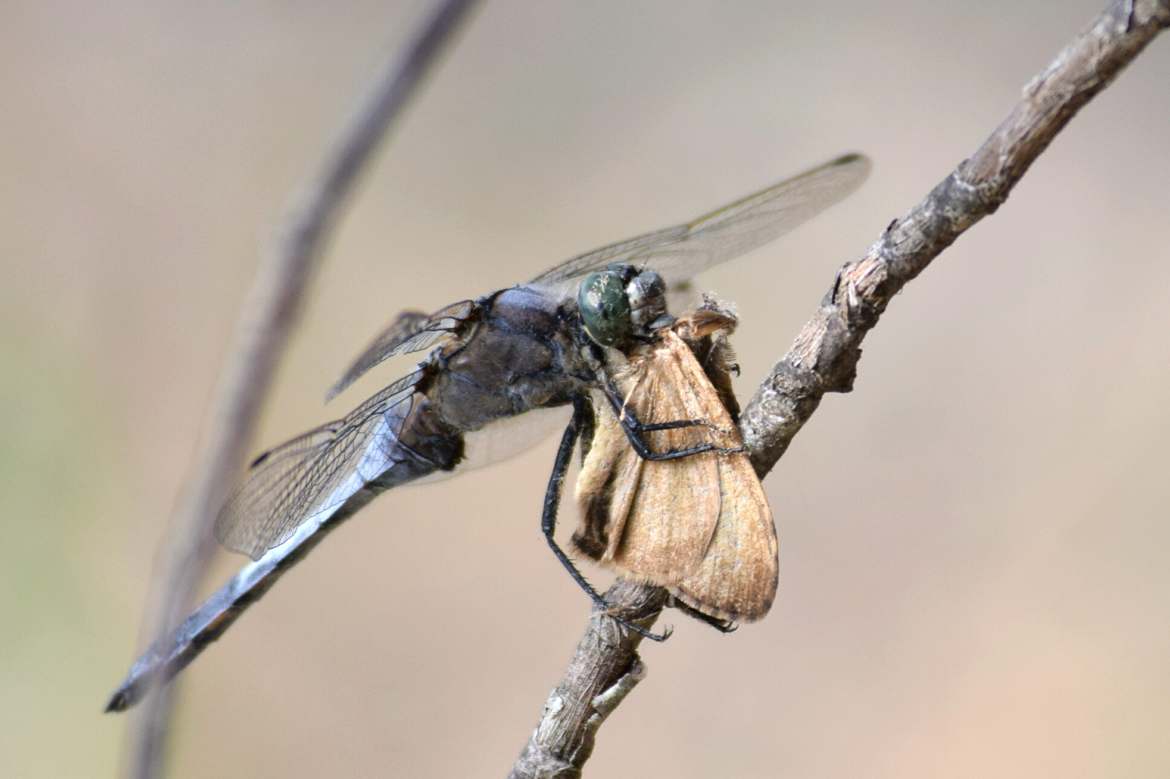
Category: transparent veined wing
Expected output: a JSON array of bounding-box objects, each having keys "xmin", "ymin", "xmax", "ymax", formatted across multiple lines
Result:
[
  {"xmin": 326, "ymin": 301, "xmax": 476, "ymax": 401},
  {"xmin": 216, "ymin": 368, "xmax": 426, "ymax": 559},
  {"xmin": 530, "ymin": 153, "xmax": 870, "ymax": 293}
]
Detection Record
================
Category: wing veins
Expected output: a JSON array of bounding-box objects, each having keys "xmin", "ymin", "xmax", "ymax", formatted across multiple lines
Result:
[
  {"xmin": 216, "ymin": 369, "xmax": 424, "ymax": 558},
  {"xmin": 530, "ymin": 154, "xmax": 869, "ymax": 292}
]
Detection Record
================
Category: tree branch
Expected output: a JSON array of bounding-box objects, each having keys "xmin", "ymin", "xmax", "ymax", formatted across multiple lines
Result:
[
  {"xmin": 510, "ymin": 1, "xmax": 1170, "ymax": 775},
  {"xmin": 510, "ymin": 581, "xmax": 667, "ymax": 779},
  {"xmin": 740, "ymin": 0, "xmax": 1169, "ymax": 474},
  {"xmin": 122, "ymin": 2, "xmax": 478, "ymax": 777}
]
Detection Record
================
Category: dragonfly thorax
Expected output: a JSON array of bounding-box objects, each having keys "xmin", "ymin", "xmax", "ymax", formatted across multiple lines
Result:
[{"xmin": 577, "ymin": 265, "xmax": 668, "ymax": 351}]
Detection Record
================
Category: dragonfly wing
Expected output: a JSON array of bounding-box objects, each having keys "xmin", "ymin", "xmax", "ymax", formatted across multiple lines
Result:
[
  {"xmin": 530, "ymin": 225, "xmax": 688, "ymax": 293},
  {"xmin": 216, "ymin": 368, "xmax": 426, "ymax": 559},
  {"xmin": 326, "ymin": 300, "xmax": 477, "ymax": 401},
  {"xmin": 531, "ymin": 153, "xmax": 870, "ymax": 294}
]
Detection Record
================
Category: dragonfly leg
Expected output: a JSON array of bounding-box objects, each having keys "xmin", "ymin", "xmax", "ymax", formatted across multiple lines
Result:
[
  {"xmin": 668, "ymin": 594, "xmax": 738, "ymax": 633},
  {"xmin": 541, "ymin": 396, "xmax": 672, "ymax": 643},
  {"xmin": 577, "ymin": 392, "xmax": 596, "ymax": 465},
  {"xmin": 601, "ymin": 379, "xmax": 743, "ymax": 462}
]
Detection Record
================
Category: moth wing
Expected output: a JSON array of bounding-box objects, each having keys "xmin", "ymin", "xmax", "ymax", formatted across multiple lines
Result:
[
  {"xmin": 574, "ymin": 331, "xmax": 732, "ymax": 585},
  {"xmin": 670, "ymin": 450, "xmax": 777, "ymax": 622},
  {"xmin": 606, "ymin": 354, "xmax": 722, "ymax": 584},
  {"xmin": 572, "ymin": 393, "xmax": 644, "ymax": 562}
]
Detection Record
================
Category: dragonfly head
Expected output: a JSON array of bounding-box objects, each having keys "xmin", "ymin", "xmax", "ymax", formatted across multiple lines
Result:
[{"xmin": 578, "ymin": 265, "xmax": 668, "ymax": 350}]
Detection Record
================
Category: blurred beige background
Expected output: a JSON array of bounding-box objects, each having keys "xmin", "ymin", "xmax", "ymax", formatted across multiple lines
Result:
[{"xmin": 3, "ymin": 2, "xmax": 1169, "ymax": 777}]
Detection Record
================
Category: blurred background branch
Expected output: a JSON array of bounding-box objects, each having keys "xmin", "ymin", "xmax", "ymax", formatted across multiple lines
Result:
[
  {"xmin": 511, "ymin": 1, "xmax": 1169, "ymax": 775},
  {"xmin": 123, "ymin": 1, "xmax": 478, "ymax": 777}
]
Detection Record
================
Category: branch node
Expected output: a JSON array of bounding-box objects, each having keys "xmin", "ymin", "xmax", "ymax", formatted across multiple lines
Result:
[{"xmin": 587, "ymin": 657, "xmax": 646, "ymax": 729}]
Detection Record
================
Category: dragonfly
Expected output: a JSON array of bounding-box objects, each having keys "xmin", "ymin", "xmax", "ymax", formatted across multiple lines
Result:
[{"xmin": 106, "ymin": 152, "xmax": 870, "ymax": 712}]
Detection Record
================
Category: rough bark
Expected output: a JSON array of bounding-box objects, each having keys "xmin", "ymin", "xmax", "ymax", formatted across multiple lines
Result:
[
  {"xmin": 509, "ymin": 581, "xmax": 667, "ymax": 779},
  {"xmin": 511, "ymin": 1, "xmax": 1170, "ymax": 775}
]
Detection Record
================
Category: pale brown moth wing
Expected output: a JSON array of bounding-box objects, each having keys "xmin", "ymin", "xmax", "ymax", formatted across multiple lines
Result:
[
  {"xmin": 670, "ymin": 313, "xmax": 777, "ymax": 621},
  {"xmin": 572, "ymin": 392, "xmax": 644, "ymax": 561},
  {"xmin": 675, "ymin": 305, "xmax": 742, "ymax": 419},
  {"xmin": 573, "ymin": 329, "xmax": 732, "ymax": 585},
  {"xmin": 608, "ymin": 333, "xmax": 729, "ymax": 582},
  {"xmin": 670, "ymin": 451, "xmax": 778, "ymax": 622}
]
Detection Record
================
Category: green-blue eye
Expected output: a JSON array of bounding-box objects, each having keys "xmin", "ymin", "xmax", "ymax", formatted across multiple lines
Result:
[{"xmin": 578, "ymin": 271, "xmax": 632, "ymax": 347}]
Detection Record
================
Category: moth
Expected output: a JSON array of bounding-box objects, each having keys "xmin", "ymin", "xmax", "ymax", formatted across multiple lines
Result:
[{"xmin": 570, "ymin": 306, "xmax": 778, "ymax": 625}]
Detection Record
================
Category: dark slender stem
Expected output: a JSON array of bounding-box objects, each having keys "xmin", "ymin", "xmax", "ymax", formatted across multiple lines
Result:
[
  {"xmin": 123, "ymin": 2, "xmax": 479, "ymax": 777},
  {"xmin": 511, "ymin": 1, "xmax": 1170, "ymax": 776}
]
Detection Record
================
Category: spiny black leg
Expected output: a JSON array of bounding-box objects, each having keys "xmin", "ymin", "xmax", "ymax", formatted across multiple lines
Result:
[
  {"xmin": 577, "ymin": 393, "xmax": 595, "ymax": 465},
  {"xmin": 601, "ymin": 379, "xmax": 743, "ymax": 462},
  {"xmin": 603, "ymin": 378, "xmax": 705, "ymax": 433},
  {"xmin": 668, "ymin": 595, "xmax": 738, "ymax": 634},
  {"xmin": 541, "ymin": 395, "xmax": 671, "ymax": 642}
]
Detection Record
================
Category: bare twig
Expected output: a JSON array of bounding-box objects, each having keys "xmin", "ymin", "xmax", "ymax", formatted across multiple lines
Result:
[
  {"xmin": 740, "ymin": 0, "xmax": 1170, "ymax": 474},
  {"xmin": 510, "ymin": 1, "xmax": 1170, "ymax": 775},
  {"xmin": 123, "ymin": 2, "xmax": 478, "ymax": 777},
  {"xmin": 510, "ymin": 581, "xmax": 667, "ymax": 779}
]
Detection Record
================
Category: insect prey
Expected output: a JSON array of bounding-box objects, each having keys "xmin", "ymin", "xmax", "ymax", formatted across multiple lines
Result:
[{"xmin": 573, "ymin": 306, "xmax": 778, "ymax": 624}]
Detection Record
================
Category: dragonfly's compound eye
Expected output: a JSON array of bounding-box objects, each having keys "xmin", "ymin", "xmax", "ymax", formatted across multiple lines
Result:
[
  {"xmin": 578, "ymin": 270, "xmax": 633, "ymax": 347},
  {"xmin": 626, "ymin": 270, "xmax": 667, "ymax": 335}
]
